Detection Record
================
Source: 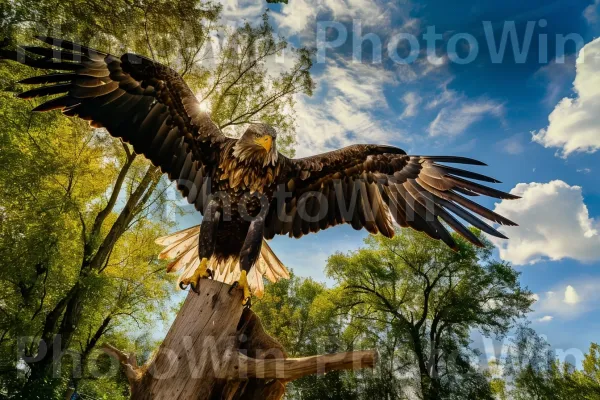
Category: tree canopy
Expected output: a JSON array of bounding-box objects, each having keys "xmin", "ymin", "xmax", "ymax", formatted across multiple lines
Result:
[
  {"xmin": 500, "ymin": 327, "xmax": 600, "ymax": 400},
  {"xmin": 253, "ymin": 230, "xmax": 535, "ymax": 400}
]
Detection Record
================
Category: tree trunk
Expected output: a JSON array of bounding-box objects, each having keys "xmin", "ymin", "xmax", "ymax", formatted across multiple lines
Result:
[{"xmin": 103, "ymin": 280, "xmax": 377, "ymax": 400}]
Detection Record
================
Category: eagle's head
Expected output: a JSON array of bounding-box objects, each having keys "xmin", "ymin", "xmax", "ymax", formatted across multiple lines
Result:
[{"xmin": 233, "ymin": 123, "xmax": 279, "ymax": 167}]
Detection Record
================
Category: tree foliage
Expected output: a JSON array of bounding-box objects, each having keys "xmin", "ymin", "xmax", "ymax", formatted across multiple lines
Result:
[
  {"xmin": 253, "ymin": 274, "xmax": 361, "ymax": 400},
  {"xmin": 254, "ymin": 230, "xmax": 534, "ymax": 400},
  {"xmin": 326, "ymin": 230, "xmax": 533, "ymax": 399},
  {"xmin": 503, "ymin": 327, "xmax": 600, "ymax": 400}
]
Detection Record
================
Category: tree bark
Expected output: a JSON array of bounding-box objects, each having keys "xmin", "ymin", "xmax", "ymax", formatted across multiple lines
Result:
[{"xmin": 103, "ymin": 280, "xmax": 377, "ymax": 400}]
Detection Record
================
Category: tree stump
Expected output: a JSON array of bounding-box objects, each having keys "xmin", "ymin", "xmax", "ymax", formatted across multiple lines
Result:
[{"xmin": 102, "ymin": 279, "xmax": 377, "ymax": 399}]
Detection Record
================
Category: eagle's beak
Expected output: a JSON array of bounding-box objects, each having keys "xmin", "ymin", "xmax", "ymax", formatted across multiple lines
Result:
[{"xmin": 254, "ymin": 135, "xmax": 272, "ymax": 152}]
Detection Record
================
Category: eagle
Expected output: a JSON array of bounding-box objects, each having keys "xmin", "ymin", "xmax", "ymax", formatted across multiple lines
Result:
[{"xmin": 2, "ymin": 37, "xmax": 519, "ymax": 305}]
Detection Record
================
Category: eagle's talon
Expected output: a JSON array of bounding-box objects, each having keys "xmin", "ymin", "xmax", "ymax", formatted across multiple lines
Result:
[
  {"xmin": 243, "ymin": 297, "xmax": 252, "ymax": 308},
  {"xmin": 230, "ymin": 270, "xmax": 252, "ymax": 305},
  {"xmin": 228, "ymin": 281, "xmax": 239, "ymax": 295},
  {"xmin": 180, "ymin": 258, "xmax": 211, "ymax": 293}
]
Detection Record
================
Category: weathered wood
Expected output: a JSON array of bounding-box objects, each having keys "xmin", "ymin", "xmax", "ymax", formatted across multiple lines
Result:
[
  {"xmin": 232, "ymin": 351, "xmax": 377, "ymax": 381},
  {"xmin": 103, "ymin": 279, "xmax": 377, "ymax": 399}
]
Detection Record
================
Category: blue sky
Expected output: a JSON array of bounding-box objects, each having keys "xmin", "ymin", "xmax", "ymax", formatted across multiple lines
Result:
[{"xmin": 173, "ymin": 0, "xmax": 600, "ymax": 367}]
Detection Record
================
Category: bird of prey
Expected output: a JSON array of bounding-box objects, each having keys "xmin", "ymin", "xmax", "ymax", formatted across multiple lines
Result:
[{"xmin": 2, "ymin": 37, "xmax": 519, "ymax": 305}]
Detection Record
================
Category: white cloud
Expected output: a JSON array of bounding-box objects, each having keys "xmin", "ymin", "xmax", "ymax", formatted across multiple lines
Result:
[
  {"xmin": 584, "ymin": 0, "xmax": 600, "ymax": 25},
  {"xmin": 492, "ymin": 181, "xmax": 600, "ymax": 265},
  {"xmin": 564, "ymin": 285, "xmax": 580, "ymax": 305},
  {"xmin": 272, "ymin": 0, "xmax": 316, "ymax": 34},
  {"xmin": 429, "ymin": 100, "xmax": 504, "ymax": 137},
  {"xmin": 532, "ymin": 281, "xmax": 600, "ymax": 319},
  {"xmin": 497, "ymin": 134, "xmax": 525, "ymax": 155},
  {"xmin": 326, "ymin": 0, "xmax": 390, "ymax": 24},
  {"xmin": 426, "ymin": 80, "xmax": 458, "ymax": 110},
  {"xmin": 395, "ymin": 55, "xmax": 448, "ymax": 83},
  {"xmin": 531, "ymin": 293, "xmax": 540, "ymax": 302},
  {"xmin": 323, "ymin": 59, "xmax": 397, "ymax": 107},
  {"xmin": 426, "ymin": 76, "xmax": 504, "ymax": 138},
  {"xmin": 293, "ymin": 96, "xmax": 398, "ymax": 157},
  {"xmin": 292, "ymin": 57, "xmax": 403, "ymax": 157},
  {"xmin": 218, "ymin": 0, "xmax": 264, "ymax": 21},
  {"xmin": 534, "ymin": 57, "xmax": 576, "ymax": 107},
  {"xmin": 537, "ymin": 315, "xmax": 554, "ymax": 323},
  {"xmin": 400, "ymin": 92, "xmax": 422, "ymax": 118},
  {"xmin": 532, "ymin": 37, "xmax": 600, "ymax": 157},
  {"xmin": 273, "ymin": 0, "xmax": 392, "ymax": 36},
  {"xmin": 264, "ymin": 45, "xmax": 300, "ymax": 78},
  {"xmin": 577, "ymin": 168, "xmax": 592, "ymax": 174}
]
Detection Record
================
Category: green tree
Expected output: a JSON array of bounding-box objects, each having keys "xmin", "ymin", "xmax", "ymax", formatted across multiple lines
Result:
[
  {"xmin": 505, "ymin": 327, "xmax": 600, "ymax": 400},
  {"xmin": 326, "ymin": 229, "xmax": 534, "ymax": 400},
  {"xmin": 0, "ymin": 86, "xmax": 175, "ymax": 396},
  {"xmin": 254, "ymin": 230, "xmax": 532, "ymax": 400},
  {"xmin": 253, "ymin": 274, "xmax": 358, "ymax": 400}
]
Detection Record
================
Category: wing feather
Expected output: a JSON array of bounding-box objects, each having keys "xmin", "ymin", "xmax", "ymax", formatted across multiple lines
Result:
[
  {"xmin": 2, "ymin": 37, "xmax": 228, "ymax": 216},
  {"xmin": 267, "ymin": 146, "xmax": 519, "ymax": 248}
]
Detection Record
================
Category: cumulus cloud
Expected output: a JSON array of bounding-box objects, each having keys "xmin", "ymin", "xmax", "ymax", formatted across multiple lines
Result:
[
  {"xmin": 533, "ymin": 282, "xmax": 600, "ymax": 319},
  {"xmin": 564, "ymin": 285, "xmax": 580, "ymax": 305},
  {"xmin": 537, "ymin": 316, "xmax": 554, "ymax": 323},
  {"xmin": 491, "ymin": 181, "xmax": 600, "ymax": 265},
  {"xmin": 429, "ymin": 100, "xmax": 504, "ymax": 137},
  {"xmin": 532, "ymin": 37, "xmax": 600, "ymax": 157}
]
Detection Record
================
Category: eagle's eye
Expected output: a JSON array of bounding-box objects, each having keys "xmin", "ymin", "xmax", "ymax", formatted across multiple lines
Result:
[{"xmin": 254, "ymin": 132, "xmax": 261, "ymax": 138}]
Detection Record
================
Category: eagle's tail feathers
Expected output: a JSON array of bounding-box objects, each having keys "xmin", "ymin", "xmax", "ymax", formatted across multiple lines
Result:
[
  {"xmin": 155, "ymin": 226, "xmax": 200, "ymax": 246},
  {"xmin": 260, "ymin": 243, "xmax": 290, "ymax": 280},
  {"xmin": 156, "ymin": 225, "xmax": 289, "ymax": 299},
  {"xmin": 179, "ymin": 257, "xmax": 200, "ymax": 285},
  {"xmin": 158, "ymin": 234, "xmax": 197, "ymax": 261},
  {"xmin": 167, "ymin": 246, "xmax": 198, "ymax": 273},
  {"xmin": 247, "ymin": 268, "xmax": 265, "ymax": 299}
]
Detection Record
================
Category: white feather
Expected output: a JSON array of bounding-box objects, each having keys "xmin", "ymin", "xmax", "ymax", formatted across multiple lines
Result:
[{"xmin": 157, "ymin": 225, "xmax": 290, "ymax": 297}]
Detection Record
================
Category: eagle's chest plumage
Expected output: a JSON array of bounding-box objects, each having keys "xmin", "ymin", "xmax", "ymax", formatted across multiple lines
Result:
[
  {"xmin": 209, "ymin": 143, "xmax": 281, "ymax": 261},
  {"xmin": 216, "ymin": 145, "xmax": 278, "ymax": 193}
]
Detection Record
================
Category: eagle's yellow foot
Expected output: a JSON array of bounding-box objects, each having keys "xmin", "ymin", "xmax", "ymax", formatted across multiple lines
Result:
[
  {"xmin": 179, "ymin": 258, "xmax": 212, "ymax": 294},
  {"xmin": 228, "ymin": 270, "xmax": 252, "ymax": 306}
]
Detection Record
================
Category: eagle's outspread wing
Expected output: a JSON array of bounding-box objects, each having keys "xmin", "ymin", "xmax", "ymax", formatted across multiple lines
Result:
[
  {"xmin": 1, "ymin": 37, "xmax": 228, "ymax": 214},
  {"xmin": 266, "ymin": 145, "xmax": 518, "ymax": 249}
]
